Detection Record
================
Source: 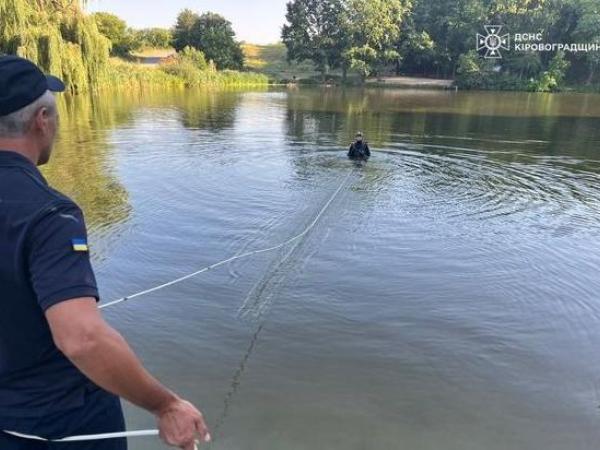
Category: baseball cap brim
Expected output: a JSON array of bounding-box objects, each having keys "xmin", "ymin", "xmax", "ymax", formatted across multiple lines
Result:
[{"xmin": 46, "ymin": 75, "xmax": 65, "ymax": 93}]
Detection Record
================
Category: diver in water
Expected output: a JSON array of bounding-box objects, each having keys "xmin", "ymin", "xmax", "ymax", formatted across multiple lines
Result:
[{"xmin": 348, "ymin": 131, "xmax": 371, "ymax": 161}]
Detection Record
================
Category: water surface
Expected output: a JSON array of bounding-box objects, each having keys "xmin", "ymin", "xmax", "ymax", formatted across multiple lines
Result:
[{"xmin": 45, "ymin": 87, "xmax": 600, "ymax": 450}]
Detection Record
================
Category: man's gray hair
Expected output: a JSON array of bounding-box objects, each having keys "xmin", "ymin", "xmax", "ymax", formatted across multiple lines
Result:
[{"xmin": 0, "ymin": 91, "xmax": 56, "ymax": 138}]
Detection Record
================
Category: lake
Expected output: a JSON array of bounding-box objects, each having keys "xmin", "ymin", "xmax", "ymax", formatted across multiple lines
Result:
[{"xmin": 45, "ymin": 87, "xmax": 600, "ymax": 450}]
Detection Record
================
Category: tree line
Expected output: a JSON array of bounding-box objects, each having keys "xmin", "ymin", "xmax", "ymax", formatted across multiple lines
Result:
[
  {"xmin": 92, "ymin": 9, "xmax": 245, "ymax": 71},
  {"xmin": 0, "ymin": 0, "xmax": 261, "ymax": 92},
  {"xmin": 91, "ymin": 13, "xmax": 172, "ymax": 56},
  {"xmin": 282, "ymin": 0, "xmax": 600, "ymax": 90}
]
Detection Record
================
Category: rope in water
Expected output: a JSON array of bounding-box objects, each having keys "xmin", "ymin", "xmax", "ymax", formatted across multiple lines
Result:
[
  {"xmin": 99, "ymin": 168, "xmax": 355, "ymax": 310},
  {"xmin": 4, "ymin": 169, "xmax": 355, "ymax": 443}
]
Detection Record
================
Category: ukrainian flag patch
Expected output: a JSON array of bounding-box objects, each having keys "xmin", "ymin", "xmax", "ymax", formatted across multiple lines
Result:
[{"xmin": 72, "ymin": 238, "xmax": 89, "ymax": 252}]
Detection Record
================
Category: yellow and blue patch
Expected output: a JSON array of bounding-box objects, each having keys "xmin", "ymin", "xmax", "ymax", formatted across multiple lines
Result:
[{"xmin": 72, "ymin": 238, "xmax": 89, "ymax": 252}]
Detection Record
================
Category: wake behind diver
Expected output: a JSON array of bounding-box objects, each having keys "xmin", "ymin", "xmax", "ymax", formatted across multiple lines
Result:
[{"xmin": 348, "ymin": 131, "xmax": 370, "ymax": 162}]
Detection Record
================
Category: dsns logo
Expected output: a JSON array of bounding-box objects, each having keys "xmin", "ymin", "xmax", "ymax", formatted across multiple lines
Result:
[{"xmin": 477, "ymin": 25, "xmax": 510, "ymax": 59}]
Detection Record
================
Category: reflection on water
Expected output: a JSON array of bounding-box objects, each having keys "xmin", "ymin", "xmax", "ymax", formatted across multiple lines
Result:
[
  {"xmin": 45, "ymin": 87, "xmax": 600, "ymax": 449},
  {"xmin": 179, "ymin": 90, "xmax": 243, "ymax": 132},
  {"xmin": 45, "ymin": 94, "xmax": 132, "ymax": 229}
]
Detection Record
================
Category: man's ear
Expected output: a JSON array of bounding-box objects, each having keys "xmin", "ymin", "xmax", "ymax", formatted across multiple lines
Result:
[{"xmin": 33, "ymin": 106, "xmax": 51, "ymax": 133}]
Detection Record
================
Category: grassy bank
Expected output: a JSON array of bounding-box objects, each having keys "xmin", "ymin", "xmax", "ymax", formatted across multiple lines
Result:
[
  {"xmin": 103, "ymin": 56, "xmax": 269, "ymax": 90},
  {"xmin": 242, "ymin": 43, "xmax": 321, "ymax": 83}
]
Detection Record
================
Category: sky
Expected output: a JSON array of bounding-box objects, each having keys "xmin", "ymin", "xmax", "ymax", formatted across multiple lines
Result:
[{"xmin": 86, "ymin": 0, "xmax": 289, "ymax": 44}]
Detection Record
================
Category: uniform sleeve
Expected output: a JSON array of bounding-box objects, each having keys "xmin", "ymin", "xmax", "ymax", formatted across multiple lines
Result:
[
  {"xmin": 27, "ymin": 202, "xmax": 99, "ymax": 311},
  {"xmin": 365, "ymin": 144, "xmax": 371, "ymax": 157}
]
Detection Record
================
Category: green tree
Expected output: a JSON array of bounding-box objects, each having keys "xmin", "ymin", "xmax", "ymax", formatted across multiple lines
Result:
[
  {"xmin": 0, "ymin": 0, "xmax": 110, "ymax": 92},
  {"xmin": 343, "ymin": 0, "xmax": 411, "ymax": 80},
  {"xmin": 172, "ymin": 10, "xmax": 243, "ymax": 69},
  {"xmin": 455, "ymin": 50, "xmax": 494, "ymax": 88},
  {"xmin": 503, "ymin": 52, "xmax": 542, "ymax": 80},
  {"xmin": 92, "ymin": 13, "xmax": 127, "ymax": 45},
  {"xmin": 281, "ymin": 0, "xmax": 349, "ymax": 79},
  {"xmin": 172, "ymin": 9, "xmax": 200, "ymax": 51},
  {"xmin": 403, "ymin": 0, "xmax": 486, "ymax": 77},
  {"xmin": 278, "ymin": 0, "xmax": 599, "ymax": 90},
  {"xmin": 136, "ymin": 28, "xmax": 173, "ymax": 48},
  {"xmin": 188, "ymin": 12, "xmax": 245, "ymax": 70},
  {"xmin": 572, "ymin": 0, "xmax": 600, "ymax": 84},
  {"xmin": 92, "ymin": 12, "xmax": 140, "ymax": 56},
  {"xmin": 396, "ymin": 20, "xmax": 437, "ymax": 76}
]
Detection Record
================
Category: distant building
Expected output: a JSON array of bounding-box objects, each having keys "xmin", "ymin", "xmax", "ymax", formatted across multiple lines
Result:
[{"xmin": 132, "ymin": 50, "xmax": 177, "ymax": 66}]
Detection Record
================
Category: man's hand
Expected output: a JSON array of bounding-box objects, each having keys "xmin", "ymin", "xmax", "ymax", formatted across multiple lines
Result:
[
  {"xmin": 157, "ymin": 398, "xmax": 211, "ymax": 449},
  {"xmin": 46, "ymin": 298, "xmax": 211, "ymax": 448}
]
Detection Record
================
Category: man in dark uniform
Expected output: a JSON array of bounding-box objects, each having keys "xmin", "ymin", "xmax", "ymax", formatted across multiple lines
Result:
[
  {"xmin": 0, "ymin": 56, "xmax": 210, "ymax": 450},
  {"xmin": 348, "ymin": 131, "xmax": 371, "ymax": 161}
]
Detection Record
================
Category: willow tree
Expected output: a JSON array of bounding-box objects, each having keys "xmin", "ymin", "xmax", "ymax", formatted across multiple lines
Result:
[{"xmin": 0, "ymin": 0, "xmax": 110, "ymax": 92}]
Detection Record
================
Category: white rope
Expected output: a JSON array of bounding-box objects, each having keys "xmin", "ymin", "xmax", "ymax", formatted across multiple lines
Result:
[
  {"xmin": 100, "ymin": 169, "xmax": 355, "ymax": 310},
  {"xmin": 3, "ymin": 429, "xmax": 159, "ymax": 442}
]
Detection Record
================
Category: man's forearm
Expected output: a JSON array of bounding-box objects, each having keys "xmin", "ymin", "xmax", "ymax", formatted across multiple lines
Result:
[
  {"xmin": 67, "ymin": 322, "xmax": 178, "ymax": 414},
  {"xmin": 47, "ymin": 298, "xmax": 210, "ymax": 448}
]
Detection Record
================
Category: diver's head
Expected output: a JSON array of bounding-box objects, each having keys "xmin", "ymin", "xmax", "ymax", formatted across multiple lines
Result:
[{"xmin": 355, "ymin": 131, "xmax": 363, "ymax": 143}]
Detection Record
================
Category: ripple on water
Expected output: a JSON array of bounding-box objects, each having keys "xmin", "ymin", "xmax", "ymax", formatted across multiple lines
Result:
[{"xmin": 371, "ymin": 141, "xmax": 600, "ymax": 238}]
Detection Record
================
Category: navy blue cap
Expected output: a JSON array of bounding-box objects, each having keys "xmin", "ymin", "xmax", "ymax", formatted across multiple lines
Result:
[{"xmin": 0, "ymin": 55, "xmax": 65, "ymax": 117}]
